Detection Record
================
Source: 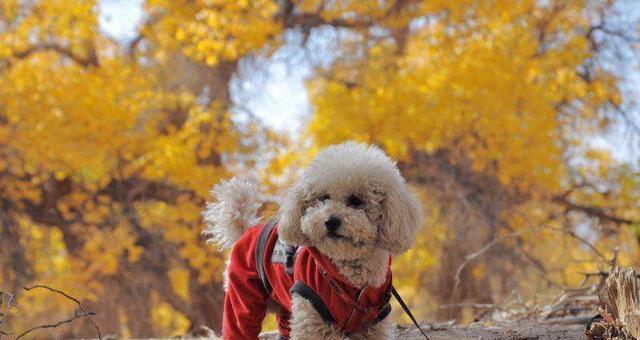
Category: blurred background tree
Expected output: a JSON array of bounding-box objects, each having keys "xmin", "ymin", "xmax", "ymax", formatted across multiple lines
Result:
[{"xmin": 0, "ymin": 0, "xmax": 639, "ymax": 337}]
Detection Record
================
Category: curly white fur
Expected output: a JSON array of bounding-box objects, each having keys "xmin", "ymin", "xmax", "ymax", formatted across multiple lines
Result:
[
  {"xmin": 278, "ymin": 141, "xmax": 424, "ymax": 287},
  {"xmin": 290, "ymin": 295, "xmax": 345, "ymax": 340},
  {"xmin": 206, "ymin": 142, "xmax": 423, "ymax": 339},
  {"xmin": 202, "ymin": 178, "xmax": 263, "ymax": 250}
]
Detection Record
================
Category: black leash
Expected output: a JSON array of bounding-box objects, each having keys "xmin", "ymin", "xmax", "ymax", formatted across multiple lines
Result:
[{"xmin": 391, "ymin": 285, "xmax": 431, "ymax": 340}]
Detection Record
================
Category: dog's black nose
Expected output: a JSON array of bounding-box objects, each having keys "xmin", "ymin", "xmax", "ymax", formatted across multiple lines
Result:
[{"xmin": 324, "ymin": 215, "xmax": 341, "ymax": 232}]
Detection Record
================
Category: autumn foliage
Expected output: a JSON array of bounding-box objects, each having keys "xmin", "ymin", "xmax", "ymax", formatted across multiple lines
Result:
[{"xmin": 0, "ymin": 0, "xmax": 639, "ymax": 338}]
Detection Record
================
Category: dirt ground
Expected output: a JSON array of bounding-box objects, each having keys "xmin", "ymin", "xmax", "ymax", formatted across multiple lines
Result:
[
  {"xmin": 258, "ymin": 321, "xmax": 587, "ymax": 339},
  {"xmin": 392, "ymin": 323, "xmax": 586, "ymax": 340}
]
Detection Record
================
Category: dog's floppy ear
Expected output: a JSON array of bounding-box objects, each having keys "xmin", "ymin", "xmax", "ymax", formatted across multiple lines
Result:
[
  {"xmin": 277, "ymin": 182, "xmax": 309, "ymax": 245},
  {"xmin": 379, "ymin": 181, "xmax": 424, "ymax": 254}
]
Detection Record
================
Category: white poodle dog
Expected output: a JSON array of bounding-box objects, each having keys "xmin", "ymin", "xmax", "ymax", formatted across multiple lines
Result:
[{"xmin": 203, "ymin": 142, "xmax": 423, "ymax": 340}]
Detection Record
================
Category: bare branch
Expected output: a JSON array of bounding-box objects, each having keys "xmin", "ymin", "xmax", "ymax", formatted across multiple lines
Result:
[
  {"xmin": 451, "ymin": 227, "xmax": 544, "ymax": 303},
  {"xmin": 590, "ymin": 24, "xmax": 640, "ymax": 44},
  {"xmin": 515, "ymin": 247, "xmax": 563, "ymax": 289},
  {"xmin": 21, "ymin": 285, "xmax": 101, "ymax": 340},
  {"xmin": 552, "ymin": 195, "xmax": 637, "ymax": 226},
  {"xmin": 544, "ymin": 225, "xmax": 608, "ymax": 262},
  {"xmin": 126, "ymin": 11, "xmax": 164, "ymax": 59},
  {"xmin": 579, "ymin": 248, "xmax": 622, "ymax": 287},
  {"xmin": 581, "ymin": 271, "xmax": 640, "ymax": 279},
  {"xmin": 13, "ymin": 310, "xmax": 96, "ymax": 340}
]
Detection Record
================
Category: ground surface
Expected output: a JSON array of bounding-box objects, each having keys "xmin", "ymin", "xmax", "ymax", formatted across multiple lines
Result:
[{"xmin": 258, "ymin": 321, "xmax": 587, "ymax": 339}]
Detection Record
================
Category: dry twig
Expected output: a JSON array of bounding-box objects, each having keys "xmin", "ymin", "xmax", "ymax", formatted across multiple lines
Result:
[
  {"xmin": 579, "ymin": 248, "xmax": 627, "ymax": 287},
  {"xmin": 544, "ymin": 225, "xmax": 608, "ymax": 262},
  {"xmin": 451, "ymin": 227, "xmax": 543, "ymax": 305},
  {"xmin": 14, "ymin": 310, "xmax": 97, "ymax": 340},
  {"xmin": 13, "ymin": 285, "xmax": 102, "ymax": 340}
]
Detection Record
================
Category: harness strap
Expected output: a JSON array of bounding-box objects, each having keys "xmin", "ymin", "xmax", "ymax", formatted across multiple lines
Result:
[
  {"xmin": 391, "ymin": 286, "xmax": 431, "ymax": 340},
  {"xmin": 290, "ymin": 281, "xmax": 336, "ymax": 324},
  {"xmin": 372, "ymin": 302, "xmax": 392, "ymax": 324},
  {"xmin": 255, "ymin": 219, "xmax": 277, "ymax": 295},
  {"xmin": 256, "ymin": 221, "xmax": 394, "ymax": 334},
  {"xmin": 315, "ymin": 261, "xmax": 393, "ymax": 333},
  {"xmin": 370, "ymin": 282, "xmax": 393, "ymax": 325},
  {"xmin": 316, "ymin": 263, "xmax": 367, "ymax": 312}
]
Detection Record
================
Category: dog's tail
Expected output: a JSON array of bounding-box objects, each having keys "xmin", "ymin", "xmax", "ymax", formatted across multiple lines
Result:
[{"xmin": 202, "ymin": 177, "xmax": 264, "ymax": 250}]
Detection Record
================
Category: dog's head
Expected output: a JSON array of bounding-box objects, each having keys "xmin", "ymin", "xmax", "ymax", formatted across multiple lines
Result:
[{"xmin": 277, "ymin": 142, "xmax": 423, "ymax": 260}]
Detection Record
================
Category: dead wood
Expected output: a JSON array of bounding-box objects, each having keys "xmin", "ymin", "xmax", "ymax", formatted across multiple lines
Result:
[
  {"xmin": 0, "ymin": 285, "xmax": 102, "ymax": 340},
  {"xmin": 591, "ymin": 267, "xmax": 640, "ymax": 339},
  {"xmin": 13, "ymin": 310, "xmax": 97, "ymax": 340}
]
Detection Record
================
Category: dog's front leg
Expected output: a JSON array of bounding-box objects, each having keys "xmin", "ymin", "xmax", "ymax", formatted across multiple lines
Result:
[
  {"xmin": 349, "ymin": 318, "xmax": 394, "ymax": 340},
  {"xmin": 289, "ymin": 295, "xmax": 345, "ymax": 340}
]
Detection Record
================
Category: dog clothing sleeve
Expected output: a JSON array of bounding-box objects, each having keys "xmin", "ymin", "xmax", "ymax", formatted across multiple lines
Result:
[{"xmin": 223, "ymin": 224, "xmax": 270, "ymax": 340}]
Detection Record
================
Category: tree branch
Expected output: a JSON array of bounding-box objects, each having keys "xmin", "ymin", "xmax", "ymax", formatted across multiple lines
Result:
[
  {"xmin": 451, "ymin": 226, "xmax": 544, "ymax": 304},
  {"xmin": 282, "ymin": 0, "xmax": 418, "ymax": 31},
  {"xmin": 552, "ymin": 196, "xmax": 637, "ymax": 226},
  {"xmin": 544, "ymin": 225, "xmax": 608, "ymax": 262},
  {"xmin": 12, "ymin": 43, "xmax": 99, "ymax": 68},
  {"xmin": 20, "ymin": 285, "xmax": 101, "ymax": 340},
  {"xmin": 126, "ymin": 11, "xmax": 164, "ymax": 59},
  {"xmin": 14, "ymin": 311, "xmax": 96, "ymax": 340}
]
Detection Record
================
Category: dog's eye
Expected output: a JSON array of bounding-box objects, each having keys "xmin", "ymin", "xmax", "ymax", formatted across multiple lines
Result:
[
  {"xmin": 318, "ymin": 194, "xmax": 330, "ymax": 203},
  {"xmin": 347, "ymin": 194, "xmax": 364, "ymax": 208}
]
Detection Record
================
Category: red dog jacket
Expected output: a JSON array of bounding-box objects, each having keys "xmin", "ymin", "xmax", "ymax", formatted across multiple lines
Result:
[{"xmin": 222, "ymin": 220, "xmax": 392, "ymax": 339}]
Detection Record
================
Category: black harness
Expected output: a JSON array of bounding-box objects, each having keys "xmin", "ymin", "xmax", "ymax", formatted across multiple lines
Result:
[
  {"xmin": 255, "ymin": 219, "xmax": 279, "ymax": 295},
  {"xmin": 254, "ymin": 219, "xmax": 429, "ymax": 339}
]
